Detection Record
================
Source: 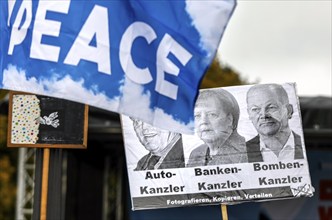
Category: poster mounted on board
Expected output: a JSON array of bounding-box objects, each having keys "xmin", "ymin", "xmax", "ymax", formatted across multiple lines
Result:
[
  {"xmin": 7, "ymin": 91, "xmax": 88, "ymax": 149},
  {"xmin": 121, "ymin": 83, "xmax": 314, "ymax": 210},
  {"xmin": 0, "ymin": 0, "xmax": 236, "ymax": 134}
]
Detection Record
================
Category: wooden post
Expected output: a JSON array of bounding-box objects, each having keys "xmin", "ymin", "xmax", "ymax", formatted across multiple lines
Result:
[
  {"xmin": 40, "ymin": 148, "xmax": 50, "ymax": 220},
  {"xmin": 221, "ymin": 204, "xmax": 228, "ymax": 220}
]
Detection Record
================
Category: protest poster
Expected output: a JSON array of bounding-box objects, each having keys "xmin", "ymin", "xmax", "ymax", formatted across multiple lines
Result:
[
  {"xmin": 0, "ymin": 0, "xmax": 236, "ymax": 134},
  {"xmin": 121, "ymin": 83, "xmax": 314, "ymax": 210},
  {"xmin": 7, "ymin": 91, "xmax": 88, "ymax": 148}
]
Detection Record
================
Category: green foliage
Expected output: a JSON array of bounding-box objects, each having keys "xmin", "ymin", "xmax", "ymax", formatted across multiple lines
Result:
[
  {"xmin": 0, "ymin": 90, "xmax": 8, "ymax": 100},
  {"xmin": 0, "ymin": 89, "xmax": 17, "ymax": 220},
  {"xmin": 200, "ymin": 58, "xmax": 250, "ymax": 89},
  {"xmin": 0, "ymin": 149, "xmax": 17, "ymax": 220}
]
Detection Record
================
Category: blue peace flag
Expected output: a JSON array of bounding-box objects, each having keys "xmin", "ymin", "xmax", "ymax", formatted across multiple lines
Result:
[{"xmin": 0, "ymin": 0, "xmax": 236, "ymax": 134}]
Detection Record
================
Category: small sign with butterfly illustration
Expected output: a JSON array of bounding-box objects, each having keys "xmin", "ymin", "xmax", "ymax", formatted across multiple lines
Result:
[{"xmin": 7, "ymin": 91, "xmax": 88, "ymax": 149}]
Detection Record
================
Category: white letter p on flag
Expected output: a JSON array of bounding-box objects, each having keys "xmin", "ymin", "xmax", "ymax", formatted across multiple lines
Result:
[{"xmin": 8, "ymin": 0, "xmax": 32, "ymax": 55}]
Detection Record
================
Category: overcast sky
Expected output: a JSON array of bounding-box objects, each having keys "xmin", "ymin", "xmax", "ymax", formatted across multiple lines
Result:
[{"xmin": 218, "ymin": 0, "xmax": 331, "ymax": 97}]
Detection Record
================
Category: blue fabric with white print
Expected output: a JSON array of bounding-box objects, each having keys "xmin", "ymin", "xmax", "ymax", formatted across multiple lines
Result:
[{"xmin": 0, "ymin": 0, "xmax": 236, "ymax": 134}]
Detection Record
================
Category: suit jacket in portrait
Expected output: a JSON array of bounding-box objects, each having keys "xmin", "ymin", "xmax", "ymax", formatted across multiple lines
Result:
[
  {"xmin": 186, "ymin": 132, "xmax": 248, "ymax": 167},
  {"xmin": 246, "ymin": 131, "xmax": 304, "ymax": 163},
  {"xmin": 134, "ymin": 138, "xmax": 185, "ymax": 171}
]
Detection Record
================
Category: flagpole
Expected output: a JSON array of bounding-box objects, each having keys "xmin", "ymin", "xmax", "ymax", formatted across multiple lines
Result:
[
  {"xmin": 40, "ymin": 148, "xmax": 50, "ymax": 220},
  {"xmin": 221, "ymin": 204, "xmax": 228, "ymax": 220}
]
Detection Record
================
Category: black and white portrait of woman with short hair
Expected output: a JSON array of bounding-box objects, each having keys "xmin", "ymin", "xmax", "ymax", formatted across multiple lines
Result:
[{"xmin": 186, "ymin": 88, "xmax": 248, "ymax": 167}]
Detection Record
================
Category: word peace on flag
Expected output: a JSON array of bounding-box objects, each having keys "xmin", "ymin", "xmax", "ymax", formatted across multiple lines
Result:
[{"xmin": 0, "ymin": 0, "xmax": 236, "ymax": 134}]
